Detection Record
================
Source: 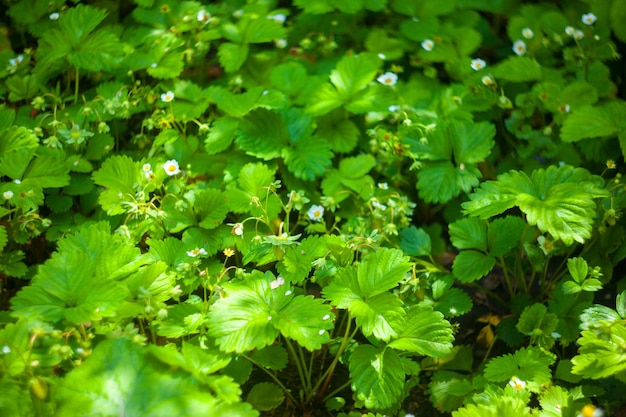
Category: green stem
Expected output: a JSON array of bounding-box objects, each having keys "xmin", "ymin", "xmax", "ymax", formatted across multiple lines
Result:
[
  {"xmin": 284, "ymin": 338, "xmax": 308, "ymax": 402},
  {"xmin": 74, "ymin": 67, "xmax": 79, "ymax": 105},
  {"xmin": 243, "ymin": 354, "xmax": 298, "ymax": 404},
  {"xmin": 498, "ymin": 256, "xmax": 516, "ymax": 298},
  {"xmin": 321, "ymin": 379, "xmax": 352, "ymax": 404}
]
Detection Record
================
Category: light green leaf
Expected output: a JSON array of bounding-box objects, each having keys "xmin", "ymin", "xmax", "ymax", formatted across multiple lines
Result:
[
  {"xmin": 273, "ymin": 295, "xmax": 334, "ymax": 350},
  {"xmin": 147, "ymin": 51, "xmax": 185, "ymax": 79},
  {"xmin": 249, "ymin": 345, "xmax": 288, "ymax": 371},
  {"xmin": 246, "ymin": 382, "xmax": 284, "ymax": 412},
  {"xmin": 210, "ymin": 86, "xmax": 264, "ymax": 118},
  {"xmin": 516, "ymin": 303, "xmax": 558, "ymax": 339},
  {"xmin": 55, "ymin": 338, "xmax": 256, "ymax": 417},
  {"xmin": 462, "ymin": 170, "xmax": 531, "ymax": 219},
  {"xmin": 270, "ymin": 62, "xmax": 309, "ymax": 98},
  {"xmin": 0, "ymin": 126, "xmax": 38, "ymax": 154},
  {"xmin": 0, "ymin": 148, "xmax": 34, "ymax": 180},
  {"xmin": 449, "ymin": 218, "xmax": 487, "ymax": 251},
  {"xmin": 349, "ymin": 345, "xmax": 405, "ymax": 411},
  {"xmin": 618, "ymin": 291, "xmax": 626, "ymax": 319},
  {"xmin": 493, "ymin": 56, "xmax": 542, "ymax": 82},
  {"xmin": 24, "ymin": 148, "xmax": 70, "ymax": 188},
  {"xmin": 388, "ymin": 305, "xmax": 454, "ymax": 357},
  {"xmin": 350, "ymin": 292, "xmax": 404, "ymax": 341},
  {"xmin": 391, "ymin": 0, "xmax": 456, "ymax": 16},
  {"xmin": 572, "ymin": 324, "xmax": 626, "ymax": 380},
  {"xmin": 567, "ymin": 257, "xmax": 588, "ymax": 283},
  {"xmin": 305, "ymin": 83, "xmax": 343, "ymax": 116},
  {"xmin": 452, "ymin": 250, "xmax": 495, "ymax": 283},
  {"xmin": 417, "ymin": 162, "xmax": 481, "ymax": 204},
  {"xmin": 450, "ymin": 121, "xmax": 496, "ymax": 164},
  {"xmin": 357, "ymin": 248, "xmax": 412, "ymax": 297},
  {"xmin": 330, "ymin": 53, "xmax": 380, "ymax": 99},
  {"xmin": 241, "ymin": 17, "xmax": 286, "ymax": 43},
  {"xmin": 218, "ymin": 42, "xmax": 249, "ymax": 73},
  {"xmin": 0, "ymin": 226, "xmax": 7, "ymax": 251},
  {"xmin": 205, "ymin": 117, "xmax": 238, "ymax": 155},
  {"xmin": 483, "ymin": 346, "xmax": 555, "ymax": 385},
  {"xmin": 277, "ymin": 236, "xmax": 326, "ymax": 283},
  {"xmin": 452, "ymin": 397, "xmax": 532, "ymax": 417}
]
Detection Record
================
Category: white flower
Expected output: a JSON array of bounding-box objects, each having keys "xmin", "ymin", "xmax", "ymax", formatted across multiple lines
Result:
[
  {"xmin": 565, "ymin": 26, "xmax": 575, "ymax": 36},
  {"xmin": 270, "ymin": 277, "xmax": 285, "ymax": 289},
  {"xmin": 377, "ymin": 71, "xmax": 398, "ymax": 86},
  {"xmin": 160, "ymin": 91, "xmax": 175, "ymax": 103},
  {"xmin": 405, "ymin": 414, "xmax": 416, "ymax": 417},
  {"xmin": 318, "ymin": 329, "xmax": 325, "ymax": 335},
  {"xmin": 3, "ymin": 191, "xmax": 13, "ymax": 200},
  {"xmin": 1, "ymin": 345, "xmax": 10, "ymax": 354},
  {"xmin": 371, "ymin": 199, "xmax": 387, "ymax": 211},
  {"xmin": 574, "ymin": 30, "xmax": 585, "ymax": 40},
  {"xmin": 307, "ymin": 205, "xmax": 325, "ymax": 221},
  {"xmin": 581, "ymin": 13, "xmax": 597, "ymax": 25},
  {"xmin": 421, "ymin": 39, "xmax": 434, "ymax": 51},
  {"xmin": 268, "ymin": 13, "xmax": 286, "ymax": 24},
  {"xmin": 377, "ymin": 53, "xmax": 386, "ymax": 60},
  {"xmin": 163, "ymin": 159, "xmax": 180, "ymax": 176},
  {"xmin": 388, "ymin": 105, "xmax": 400, "ymax": 112},
  {"xmin": 470, "ymin": 58, "xmax": 487, "ymax": 71},
  {"xmin": 144, "ymin": 170, "xmax": 154, "ymax": 179},
  {"xmin": 322, "ymin": 314, "xmax": 331, "ymax": 320},
  {"xmin": 142, "ymin": 163, "xmax": 151, "ymax": 172},
  {"xmin": 522, "ymin": 27, "xmax": 534, "ymax": 39},
  {"xmin": 9, "ymin": 55, "xmax": 24, "ymax": 67},
  {"xmin": 285, "ymin": 290, "xmax": 293, "ymax": 296},
  {"xmin": 508, "ymin": 376, "xmax": 526, "ymax": 390},
  {"xmin": 512, "ymin": 40, "xmax": 527, "ymax": 56},
  {"xmin": 49, "ymin": 12, "xmax": 60, "ymax": 20},
  {"xmin": 14, "ymin": 179, "xmax": 21, "ymax": 184},
  {"xmin": 378, "ymin": 182, "xmax": 389, "ymax": 190},
  {"xmin": 197, "ymin": 9, "xmax": 210, "ymax": 24},
  {"xmin": 481, "ymin": 75, "xmax": 496, "ymax": 86},
  {"xmin": 232, "ymin": 223, "xmax": 244, "ymax": 236},
  {"xmin": 187, "ymin": 248, "xmax": 208, "ymax": 257},
  {"xmin": 150, "ymin": 62, "xmax": 158, "ymax": 68},
  {"xmin": 274, "ymin": 38, "xmax": 287, "ymax": 49}
]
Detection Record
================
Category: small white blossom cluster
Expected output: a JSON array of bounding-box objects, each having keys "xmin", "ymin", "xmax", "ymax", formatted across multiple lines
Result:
[
  {"xmin": 163, "ymin": 160, "xmax": 180, "ymax": 176},
  {"xmin": 307, "ymin": 204, "xmax": 325, "ymax": 222}
]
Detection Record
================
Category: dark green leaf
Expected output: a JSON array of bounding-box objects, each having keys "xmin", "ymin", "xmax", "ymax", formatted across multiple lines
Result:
[
  {"xmin": 389, "ymin": 305, "xmax": 454, "ymax": 357},
  {"xmin": 449, "ymin": 218, "xmax": 487, "ymax": 251},
  {"xmin": 452, "ymin": 250, "xmax": 495, "ymax": 283},
  {"xmin": 246, "ymin": 383, "xmax": 284, "ymax": 411},
  {"xmin": 399, "ymin": 226, "xmax": 432, "ymax": 257}
]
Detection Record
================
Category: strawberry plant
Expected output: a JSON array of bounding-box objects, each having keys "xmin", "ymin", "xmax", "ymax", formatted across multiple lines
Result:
[{"xmin": 2, "ymin": 0, "xmax": 626, "ymax": 416}]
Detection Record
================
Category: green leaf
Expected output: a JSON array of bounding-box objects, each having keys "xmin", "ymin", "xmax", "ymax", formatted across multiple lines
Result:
[
  {"xmin": 452, "ymin": 250, "xmax": 495, "ymax": 283},
  {"xmin": 246, "ymin": 382, "xmax": 284, "ymax": 412},
  {"xmin": 147, "ymin": 51, "xmax": 185, "ymax": 79},
  {"xmin": 237, "ymin": 109, "xmax": 289, "ymax": 160},
  {"xmin": 493, "ymin": 56, "xmax": 542, "ymax": 82},
  {"xmin": 617, "ymin": 291, "xmax": 626, "ymax": 319},
  {"xmin": 92, "ymin": 155, "xmax": 140, "ymax": 215},
  {"xmin": 483, "ymin": 346, "xmax": 555, "ymax": 385},
  {"xmin": 434, "ymin": 288, "xmax": 473, "ymax": 318},
  {"xmin": 463, "ymin": 165, "xmax": 609, "ymax": 245},
  {"xmin": 350, "ymin": 292, "xmax": 404, "ymax": 341},
  {"xmin": 241, "ymin": 17, "xmax": 286, "ymax": 44},
  {"xmin": 561, "ymin": 103, "xmax": 625, "ymax": 143},
  {"xmin": 249, "ymin": 345, "xmax": 288, "ymax": 371},
  {"xmin": 488, "ymin": 216, "xmax": 526, "ymax": 257},
  {"xmin": 208, "ymin": 272, "xmax": 333, "ymax": 353},
  {"xmin": 399, "ymin": 226, "xmax": 432, "ymax": 257},
  {"xmin": 305, "ymin": 83, "xmax": 343, "ymax": 116},
  {"xmin": 282, "ymin": 137, "xmax": 333, "ymax": 180},
  {"xmin": 330, "ymin": 54, "xmax": 380, "ymax": 98},
  {"xmin": 610, "ymin": 1, "xmax": 626, "ymax": 42},
  {"xmin": 567, "ymin": 257, "xmax": 588, "ymax": 283},
  {"xmin": 316, "ymin": 113, "xmax": 360, "ymax": 153},
  {"xmin": 452, "ymin": 397, "xmax": 532, "ymax": 417},
  {"xmin": 0, "ymin": 226, "xmax": 7, "ymax": 251},
  {"xmin": 210, "ymin": 87, "xmax": 264, "ymax": 118},
  {"xmin": 11, "ymin": 223, "xmax": 139, "ymax": 324},
  {"xmin": 516, "ymin": 303, "xmax": 558, "ymax": 345},
  {"xmin": 277, "ymin": 236, "xmax": 326, "ymax": 284},
  {"xmin": 571, "ymin": 324, "xmax": 626, "ymax": 380},
  {"xmin": 357, "ymin": 248, "xmax": 412, "ymax": 297},
  {"xmin": 450, "ymin": 121, "xmax": 496, "ymax": 164},
  {"xmin": 205, "ymin": 117, "xmax": 238, "ymax": 155},
  {"xmin": 0, "ymin": 126, "xmax": 38, "ymax": 154},
  {"xmin": 24, "ymin": 148, "xmax": 70, "ymax": 188},
  {"xmin": 449, "ymin": 218, "xmax": 487, "ymax": 251},
  {"xmin": 218, "ymin": 42, "xmax": 249, "ymax": 73},
  {"xmin": 55, "ymin": 338, "xmax": 256, "ymax": 417},
  {"xmin": 349, "ymin": 345, "xmax": 405, "ymax": 411},
  {"xmin": 195, "ymin": 189, "xmax": 229, "ymax": 230},
  {"xmin": 0, "ymin": 148, "xmax": 34, "ymax": 180},
  {"xmin": 391, "ymin": 0, "xmax": 456, "ymax": 16},
  {"xmin": 270, "ymin": 62, "xmax": 309, "ymax": 98},
  {"xmin": 388, "ymin": 305, "xmax": 454, "ymax": 357},
  {"xmin": 417, "ymin": 162, "xmax": 481, "ymax": 204}
]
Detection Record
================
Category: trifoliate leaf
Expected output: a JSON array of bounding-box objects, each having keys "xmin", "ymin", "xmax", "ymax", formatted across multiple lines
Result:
[
  {"xmin": 452, "ymin": 396, "xmax": 532, "ymax": 417},
  {"xmin": 429, "ymin": 371, "xmax": 474, "ymax": 412},
  {"xmin": 349, "ymin": 292, "xmax": 404, "ymax": 341},
  {"xmin": 567, "ymin": 257, "xmax": 588, "ymax": 283},
  {"xmin": 6, "ymin": 74, "xmax": 39, "ymax": 101},
  {"xmin": 452, "ymin": 250, "xmax": 495, "ymax": 283},
  {"xmin": 246, "ymin": 382, "xmax": 284, "ymax": 412},
  {"xmin": 218, "ymin": 42, "xmax": 249, "ymax": 73},
  {"xmin": 571, "ymin": 324, "xmax": 626, "ymax": 381},
  {"xmin": 55, "ymin": 338, "xmax": 256, "ymax": 417},
  {"xmin": 488, "ymin": 216, "xmax": 526, "ymax": 257},
  {"xmin": 463, "ymin": 165, "xmax": 609, "ymax": 245},
  {"xmin": 330, "ymin": 53, "xmax": 380, "ymax": 98},
  {"xmin": 493, "ymin": 56, "xmax": 543, "ymax": 82},
  {"xmin": 539, "ymin": 386, "xmax": 574, "ymax": 417},
  {"xmin": 195, "ymin": 189, "xmax": 229, "ymax": 230},
  {"xmin": 388, "ymin": 305, "xmax": 454, "ymax": 357},
  {"xmin": 399, "ymin": 226, "xmax": 432, "ymax": 257},
  {"xmin": 579, "ymin": 305, "xmax": 621, "ymax": 331},
  {"xmin": 449, "ymin": 217, "xmax": 487, "ymax": 251},
  {"xmin": 349, "ymin": 345, "xmax": 405, "ymax": 411},
  {"xmin": 483, "ymin": 346, "xmax": 555, "ymax": 385},
  {"xmin": 208, "ymin": 272, "xmax": 333, "ymax": 353},
  {"xmin": 276, "ymin": 236, "xmax": 326, "ymax": 283},
  {"xmin": 450, "ymin": 121, "xmax": 496, "ymax": 164},
  {"xmin": 11, "ymin": 223, "xmax": 139, "ymax": 324},
  {"xmin": 516, "ymin": 303, "xmax": 558, "ymax": 348}
]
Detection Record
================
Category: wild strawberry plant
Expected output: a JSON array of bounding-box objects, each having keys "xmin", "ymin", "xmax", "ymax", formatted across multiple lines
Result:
[{"xmin": 1, "ymin": 0, "xmax": 626, "ymax": 416}]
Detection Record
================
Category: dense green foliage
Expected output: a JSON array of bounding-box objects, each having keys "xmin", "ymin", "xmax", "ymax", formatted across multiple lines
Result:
[{"xmin": 1, "ymin": 0, "xmax": 626, "ymax": 416}]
